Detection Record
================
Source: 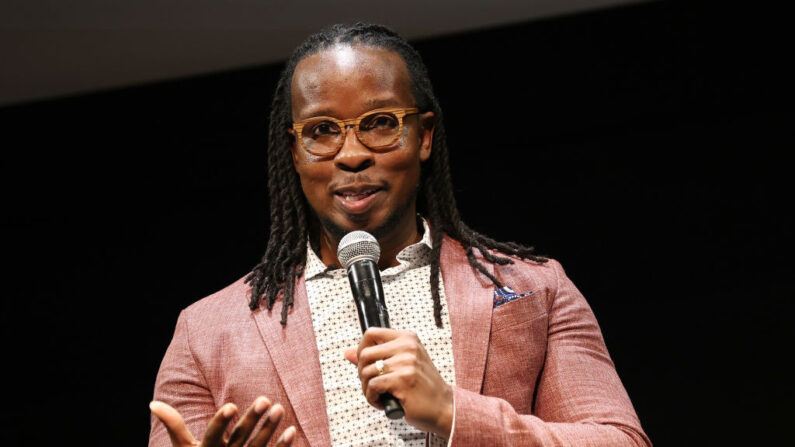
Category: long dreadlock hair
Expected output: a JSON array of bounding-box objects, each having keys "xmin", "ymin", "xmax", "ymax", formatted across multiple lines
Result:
[{"xmin": 246, "ymin": 23, "xmax": 546, "ymax": 325}]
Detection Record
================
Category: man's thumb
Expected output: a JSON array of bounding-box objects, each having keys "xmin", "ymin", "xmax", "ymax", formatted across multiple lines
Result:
[
  {"xmin": 343, "ymin": 348, "xmax": 358, "ymax": 365},
  {"xmin": 150, "ymin": 401, "xmax": 198, "ymax": 447}
]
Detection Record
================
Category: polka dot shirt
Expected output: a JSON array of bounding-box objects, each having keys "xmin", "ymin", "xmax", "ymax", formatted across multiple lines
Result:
[{"xmin": 304, "ymin": 219, "xmax": 455, "ymax": 447}]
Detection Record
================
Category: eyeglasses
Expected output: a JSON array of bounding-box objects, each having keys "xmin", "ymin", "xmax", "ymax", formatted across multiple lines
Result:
[{"xmin": 292, "ymin": 107, "xmax": 419, "ymax": 156}]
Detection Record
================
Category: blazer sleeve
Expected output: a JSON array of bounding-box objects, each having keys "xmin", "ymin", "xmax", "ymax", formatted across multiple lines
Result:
[
  {"xmin": 450, "ymin": 260, "xmax": 651, "ymax": 446},
  {"xmin": 149, "ymin": 311, "xmax": 218, "ymax": 447}
]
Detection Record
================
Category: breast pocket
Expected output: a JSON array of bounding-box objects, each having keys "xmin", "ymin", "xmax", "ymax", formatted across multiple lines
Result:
[
  {"xmin": 491, "ymin": 290, "xmax": 546, "ymax": 332},
  {"xmin": 483, "ymin": 295, "xmax": 549, "ymax": 414}
]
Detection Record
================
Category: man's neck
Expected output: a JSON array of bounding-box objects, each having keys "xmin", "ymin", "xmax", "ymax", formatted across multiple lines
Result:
[{"xmin": 317, "ymin": 213, "xmax": 422, "ymax": 270}]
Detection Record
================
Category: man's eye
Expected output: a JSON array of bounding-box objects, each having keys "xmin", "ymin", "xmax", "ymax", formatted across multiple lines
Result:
[
  {"xmin": 311, "ymin": 122, "xmax": 340, "ymax": 137},
  {"xmin": 362, "ymin": 114, "xmax": 398, "ymax": 130}
]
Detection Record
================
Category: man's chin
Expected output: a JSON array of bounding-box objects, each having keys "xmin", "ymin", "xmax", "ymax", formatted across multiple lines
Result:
[
  {"xmin": 320, "ymin": 215, "xmax": 375, "ymax": 241},
  {"xmin": 321, "ymin": 208, "xmax": 407, "ymax": 244},
  {"xmin": 320, "ymin": 219, "xmax": 369, "ymax": 241}
]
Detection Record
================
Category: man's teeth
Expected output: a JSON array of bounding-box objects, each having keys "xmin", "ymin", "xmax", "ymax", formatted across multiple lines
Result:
[{"xmin": 342, "ymin": 190, "xmax": 375, "ymax": 201}]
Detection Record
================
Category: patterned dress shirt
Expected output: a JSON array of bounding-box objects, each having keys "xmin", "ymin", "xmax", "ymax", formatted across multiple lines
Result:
[{"xmin": 304, "ymin": 219, "xmax": 455, "ymax": 447}]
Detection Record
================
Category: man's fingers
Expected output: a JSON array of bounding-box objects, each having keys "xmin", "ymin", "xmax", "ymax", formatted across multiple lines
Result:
[
  {"xmin": 248, "ymin": 404, "xmax": 285, "ymax": 447},
  {"xmin": 152, "ymin": 398, "xmax": 290, "ymax": 447},
  {"xmin": 150, "ymin": 401, "xmax": 199, "ymax": 447},
  {"xmin": 199, "ymin": 403, "xmax": 238, "ymax": 447},
  {"xmin": 364, "ymin": 375, "xmax": 391, "ymax": 410},
  {"xmin": 226, "ymin": 397, "xmax": 270, "ymax": 447},
  {"xmin": 361, "ymin": 327, "xmax": 400, "ymax": 346},
  {"xmin": 359, "ymin": 356, "xmax": 392, "ymax": 396},
  {"xmin": 361, "ymin": 354, "xmax": 410, "ymax": 383},
  {"xmin": 275, "ymin": 426, "xmax": 296, "ymax": 446},
  {"xmin": 344, "ymin": 347, "xmax": 358, "ymax": 365},
  {"xmin": 357, "ymin": 335, "xmax": 415, "ymax": 375}
]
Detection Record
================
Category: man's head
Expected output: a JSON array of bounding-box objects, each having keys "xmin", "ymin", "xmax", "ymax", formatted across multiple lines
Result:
[
  {"xmin": 289, "ymin": 45, "xmax": 435, "ymax": 257},
  {"xmin": 247, "ymin": 23, "xmax": 544, "ymax": 325},
  {"xmin": 276, "ymin": 24, "xmax": 443, "ymax": 240}
]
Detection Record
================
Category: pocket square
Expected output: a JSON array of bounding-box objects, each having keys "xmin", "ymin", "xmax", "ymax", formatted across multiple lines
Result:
[{"xmin": 493, "ymin": 286, "xmax": 533, "ymax": 308}]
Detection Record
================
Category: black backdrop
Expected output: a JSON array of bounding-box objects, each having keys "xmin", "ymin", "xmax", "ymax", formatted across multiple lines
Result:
[{"xmin": 2, "ymin": 2, "xmax": 792, "ymax": 445}]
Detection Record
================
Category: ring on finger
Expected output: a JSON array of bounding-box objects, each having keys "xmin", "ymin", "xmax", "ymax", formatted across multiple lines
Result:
[{"xmin": 375, "ymin": 359, "xmax": 386, "ymax": 376}]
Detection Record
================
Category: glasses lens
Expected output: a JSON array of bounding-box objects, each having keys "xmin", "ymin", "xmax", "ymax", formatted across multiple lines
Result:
[
  {"xmin": 359, "ymin": 111, "xmax": 400, "ymax": 148},
  {"xmin": 300, "ymin": 119, "xmax": 342, "ymax": 155}
]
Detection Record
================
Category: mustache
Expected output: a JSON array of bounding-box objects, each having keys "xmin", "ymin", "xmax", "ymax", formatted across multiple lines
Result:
[{"xmin": 328, "ymin": 174, "xmax": 386, "ymax": 190}]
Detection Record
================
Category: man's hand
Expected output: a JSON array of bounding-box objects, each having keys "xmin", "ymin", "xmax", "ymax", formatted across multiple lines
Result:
[
  {"xmin": 150, "ymin": 397, "xmax": 295, "ymax": 447},
  {"xmin": 344, "ymin": 327, "xmax": 454, "ymax": 439}
]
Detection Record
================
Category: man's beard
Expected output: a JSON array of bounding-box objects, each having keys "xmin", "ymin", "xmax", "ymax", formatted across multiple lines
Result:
[{"xmin": 319, "ymin": 188, "xmax": 418, "ymax": 243}]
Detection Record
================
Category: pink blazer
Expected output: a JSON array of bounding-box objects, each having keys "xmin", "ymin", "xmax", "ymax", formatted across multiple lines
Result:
[{"xmin": 150, "ymin": 236, "xmax": 651, "ymax": 446}]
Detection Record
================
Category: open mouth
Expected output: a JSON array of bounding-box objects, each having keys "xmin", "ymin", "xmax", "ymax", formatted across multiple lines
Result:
[
  {"xmin": 333, "ymin": 185, "xmax": 383, "ymax": 213},
  {"xmin": 336, "ymin": 187, "xmax": 380, "ymax": 202}
]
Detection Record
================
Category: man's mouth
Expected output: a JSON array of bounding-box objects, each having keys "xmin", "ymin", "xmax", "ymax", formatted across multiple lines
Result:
[
  {"xmin": 333, "ymin": 185, "xmax": 383, "ymax": 213},
  {"xmin": 336, "ymin": 187, "xmax": 380, "ymax": 201}
]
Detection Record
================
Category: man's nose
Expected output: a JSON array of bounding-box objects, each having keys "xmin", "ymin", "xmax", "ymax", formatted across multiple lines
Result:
[{"xmin": 334, "ymin": 126, "xmax": 374, "ymax": 172}]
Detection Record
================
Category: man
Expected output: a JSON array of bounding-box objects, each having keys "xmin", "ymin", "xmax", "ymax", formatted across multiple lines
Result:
[{"xmin": 150, "ymin": 23, "xmax": 651, "ymax": 447}]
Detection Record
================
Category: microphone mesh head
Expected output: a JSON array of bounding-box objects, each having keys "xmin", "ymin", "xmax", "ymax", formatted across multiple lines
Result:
[{"xmin": 337, "ymin": 231, "xmax": 380, "ymax": 269}]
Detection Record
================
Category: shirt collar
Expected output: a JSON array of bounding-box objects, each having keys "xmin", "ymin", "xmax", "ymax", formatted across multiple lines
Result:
[{"xmin": 304, "ymin": 217, "xmax": 432, "ymax": 280}]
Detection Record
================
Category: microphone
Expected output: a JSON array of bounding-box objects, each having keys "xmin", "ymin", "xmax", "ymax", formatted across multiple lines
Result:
[{"xmin": 337, "ymin": 231, "xmax": 405, "ymax": 420}]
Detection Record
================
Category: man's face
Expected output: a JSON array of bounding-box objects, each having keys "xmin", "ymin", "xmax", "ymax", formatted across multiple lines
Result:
[{"xmin": 290, "ymin": 45, "xmax": 434, "ymax": 244}]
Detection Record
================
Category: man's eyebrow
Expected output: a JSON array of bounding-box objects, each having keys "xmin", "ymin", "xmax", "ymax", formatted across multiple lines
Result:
[
  {"xmin": 297, "ymin": 107, "xmax": 336, "ymax": 119},
  {"xmin": 364, "ymin": 98, "xmax": 401, "ymax": 109},
  {"xmin": 297, "ymin": 98, "xmax": 402, "ymax": 120}
]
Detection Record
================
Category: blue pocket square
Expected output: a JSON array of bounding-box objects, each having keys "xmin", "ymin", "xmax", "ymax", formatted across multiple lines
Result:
[{"xmin": 493, "ymin": 286, "xmax": 533, "ymax": 308}]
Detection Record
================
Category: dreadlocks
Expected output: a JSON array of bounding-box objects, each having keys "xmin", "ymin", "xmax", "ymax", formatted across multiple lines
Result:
[{"xmin": 246, "ymin": 23, "xmax": 546, "ymax": 325}]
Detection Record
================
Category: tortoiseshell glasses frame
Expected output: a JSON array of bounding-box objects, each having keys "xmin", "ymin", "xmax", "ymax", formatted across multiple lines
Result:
[{"xmin": 291, "ymin": 107, "xmax": 420, "ymax": 156}]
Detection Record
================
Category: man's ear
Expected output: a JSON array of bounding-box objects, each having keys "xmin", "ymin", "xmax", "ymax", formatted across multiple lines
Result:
[
  {"xmin": 287, "ymin": 128, "xmax": 300, "ymax": 167},
  {"xmin": 418, "ymin": 111, "xmax": 435, "ymax": 162}
]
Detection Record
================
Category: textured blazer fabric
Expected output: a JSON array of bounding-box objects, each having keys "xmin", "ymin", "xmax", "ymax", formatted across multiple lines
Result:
[{"xmin": 150, "ymin": 236, "xmax": 651, "ymax": 447}]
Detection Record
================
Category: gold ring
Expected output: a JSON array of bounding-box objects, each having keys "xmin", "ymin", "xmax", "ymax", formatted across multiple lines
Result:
[{"xmin": 375, "ymin": 359, "xmax": 386, "ymax": 376}]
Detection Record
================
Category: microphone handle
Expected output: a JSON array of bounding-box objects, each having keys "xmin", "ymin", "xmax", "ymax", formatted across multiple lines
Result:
[{"xmin": 347, "ymin": 259, "xmax": 405, "ymax": 420}]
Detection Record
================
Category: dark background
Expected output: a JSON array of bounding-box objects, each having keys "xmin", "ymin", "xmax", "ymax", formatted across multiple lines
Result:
[{"xmin": 2, "ymin": 2, "xmax": 792, "ymax": 445}]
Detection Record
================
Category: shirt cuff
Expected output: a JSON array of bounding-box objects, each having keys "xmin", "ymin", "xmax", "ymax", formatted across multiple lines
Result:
[{"xmin": 446, "ymin": 391, "xmax": 456, "ymax": 447}]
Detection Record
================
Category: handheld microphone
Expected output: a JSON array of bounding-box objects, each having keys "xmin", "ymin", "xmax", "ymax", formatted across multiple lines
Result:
[{"xmin": 337, "ymin": 231, "xmax": 405, "ymax": 420}]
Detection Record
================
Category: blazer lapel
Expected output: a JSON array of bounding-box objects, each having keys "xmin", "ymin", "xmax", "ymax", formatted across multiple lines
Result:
[
  {"xmin": 440, "ymin": 236, "xmax": 494, "ymax": 394},
  {"xmin": 252, "ymin": 277, "xmax": 330, "ymax": 447}
]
